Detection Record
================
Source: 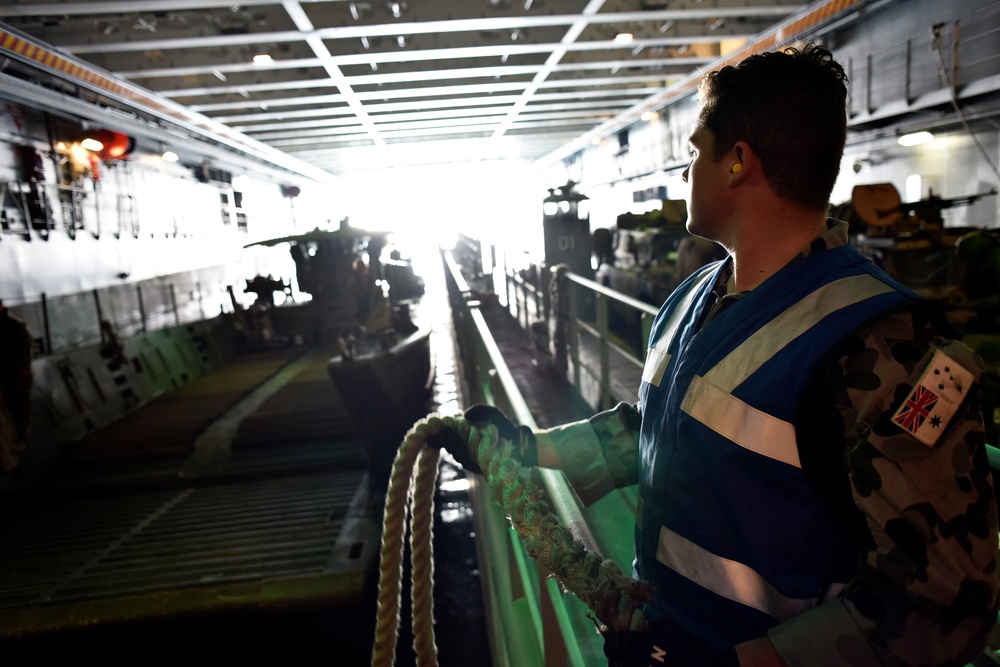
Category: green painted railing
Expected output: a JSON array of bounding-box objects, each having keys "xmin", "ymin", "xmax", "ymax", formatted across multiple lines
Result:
[{"xmin": 444, "ymin": 249, "xmax": 612, "ymax": 666}]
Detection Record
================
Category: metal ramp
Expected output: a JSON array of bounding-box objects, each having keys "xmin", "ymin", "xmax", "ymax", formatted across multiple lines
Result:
[
  {"xmin": 0, "ymin": 344, "xmax": 380, "ymax": 641},
  {"xmin": 62, "ymin": 348, "xmax": 307, "ymax": 462},
  {"xmin": 0, "ymin": 470, "xmax": 375, "ymax": 637}
]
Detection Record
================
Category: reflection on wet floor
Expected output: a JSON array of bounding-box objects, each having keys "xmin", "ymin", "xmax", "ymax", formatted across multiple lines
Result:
[{"xmin": 382, "ymin": 243, "xmax": 490, "ymax": 667}]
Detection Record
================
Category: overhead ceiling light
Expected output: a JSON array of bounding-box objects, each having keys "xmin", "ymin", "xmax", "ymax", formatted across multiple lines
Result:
[
  {"xmin": 162, "ymin": 150, "xmax": 179, "ymax": 163},
  {"xmin": 614, "ymin": 33, "xmax": 634, "ymax": 45},
  {"xmin": 898, "ymin": 131, "xmax": 934, "ymax": 147},
  {"xmin": 252, "ymin": 54, "xmax": 273, "ymax": 65},
  {"xmin": 396, "ymin": 35, "xmax": 406, "ymax": 48},
  {"xmin": 212, "ymin": 69, "xmax": 227, "ymax": 81},
  {"xmin": 81, "ymin": 138, "xmax": 104, "ymax": 151},
  {"xmin": 641, "ymin": 111, "xmax": 658, "ymax": 122}
]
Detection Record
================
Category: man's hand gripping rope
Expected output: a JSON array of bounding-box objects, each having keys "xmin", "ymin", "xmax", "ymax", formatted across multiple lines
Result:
[
  {"xmin": 372, "ymin": 406, "xmax": 738, "ymax": 667},
  {"xmin": 457, "ymin": 410, "xmax": 653, "ymax": 635},
  {"xmin": 456, "ymin": 409, "xmax": 740, "ymax": 667},
  {"xmin": 371, "ymin": 412, "xmax": 652, "ymax": 667}
]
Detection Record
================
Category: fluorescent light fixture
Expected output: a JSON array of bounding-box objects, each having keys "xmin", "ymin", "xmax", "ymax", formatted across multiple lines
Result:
[
  {"xmin": 905, "ymin": 173, "xmax": 922, "ymax": 202},
  {"xmin": 252, "ymin": 54, "xmax": 273, "ymax": 65},
  {"xmin": 80, "ymin": 138, "xmax": 104, "ymax": 151},
  {"xmin": 898, "ymin": 131, "xmax": 934, "ymax": 147},
  {"xmin": 641, "ymin": 111, "xmax": 658, "ymax": 122},
  {"xmin": 162, "ymin": 150, "xmax": 179, "ymax": 163},
  {"xmin": 614, "ymin": 33, "xmax": 634, "ymax": 45}
]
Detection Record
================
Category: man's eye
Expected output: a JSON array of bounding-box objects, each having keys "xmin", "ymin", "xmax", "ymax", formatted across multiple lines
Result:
[{"xmin": 688, "ymin": 149, "xmax": 697, "ymax": 157}]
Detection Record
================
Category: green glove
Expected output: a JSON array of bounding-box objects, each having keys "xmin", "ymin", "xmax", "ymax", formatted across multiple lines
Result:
[
  {"xmin": 425, "ymin": 421, "xmax": 481, "ymax": 475},
  {"xmin": 463, "ymin": 404, "xmax": 539, "ymax": 468}
]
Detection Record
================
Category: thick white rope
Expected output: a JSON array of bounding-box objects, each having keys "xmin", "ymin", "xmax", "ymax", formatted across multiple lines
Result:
[
  {"xmin": 371, "ymin": 414, "xmax": 463, "ymax": 667},
  {"xmin": 467, "ymin": 417, "xmax": 651, "ymax": 633},
  {"xmin": 410, "ymin": 444, "xmax": 440, "ymax": 667},
  {"xmin": 371, "ymin": 412, "xmax": 651, "ymax": 666}
]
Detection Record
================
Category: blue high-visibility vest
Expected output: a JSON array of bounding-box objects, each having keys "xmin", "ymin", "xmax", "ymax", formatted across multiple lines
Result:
[{"xmin": 637, "ymin": 242, "xmax": 919, "ymax": 648}]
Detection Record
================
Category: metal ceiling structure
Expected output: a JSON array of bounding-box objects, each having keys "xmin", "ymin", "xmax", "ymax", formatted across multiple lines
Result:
[{"xmin": 0, "ymin": 0, "xmax": 812, "ymax": 178}]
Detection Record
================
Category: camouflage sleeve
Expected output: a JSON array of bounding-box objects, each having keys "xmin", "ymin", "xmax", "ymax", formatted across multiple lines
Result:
[
  {"xmin": 770, "ymin": 309, "xmax": 999, "ymax": 667},
  {"xmin": 534, "ymin": 401, "xmax": 641, "ymax": 506}
]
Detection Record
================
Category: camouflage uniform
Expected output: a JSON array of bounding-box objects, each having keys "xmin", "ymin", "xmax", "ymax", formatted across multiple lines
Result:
[{"xmin": 535, "ymin": 221, "xmax": 998, "ymax": 666}]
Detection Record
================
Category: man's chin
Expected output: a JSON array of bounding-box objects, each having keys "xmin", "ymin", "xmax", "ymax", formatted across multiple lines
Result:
[{"xmin": 685, "ymin": 221, "xmax": 712, "ymax": 241}]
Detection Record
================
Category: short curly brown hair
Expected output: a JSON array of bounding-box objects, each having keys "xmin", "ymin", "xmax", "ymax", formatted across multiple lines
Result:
[{"xmin": 698, "ymin": 45, "xmax": 849, "ymax": 211}]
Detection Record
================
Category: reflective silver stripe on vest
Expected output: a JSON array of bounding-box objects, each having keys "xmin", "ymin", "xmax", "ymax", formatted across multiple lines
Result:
[
  {"xmin": 679, "ymin": 274, "xmax": 894, "ymax": 466},
  {"xmin": 656, "ymin": 526, "xmax": 819, "ymax": 621},
  {"xmin": 681, "ymin": 375, "xmax": 800, "ymax": 467},
  {"xmin": 704, "ymin": 274, "xmax": 895, "ymax": 392},
  {"xmin": 642, "ymin": 266, "xmax": 717, "ymax": 387}
]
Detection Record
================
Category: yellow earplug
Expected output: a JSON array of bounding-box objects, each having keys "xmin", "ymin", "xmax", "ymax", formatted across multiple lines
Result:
[{"xmin": 731, "ymin": 163, "xmax": 742, "ymax": 174}]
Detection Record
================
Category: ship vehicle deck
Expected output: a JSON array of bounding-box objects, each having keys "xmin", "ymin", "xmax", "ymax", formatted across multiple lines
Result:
[
  {"xmin": 0, "ymin": 247, "xmax": 493, "ymax": 663},
  {"xmin": 0, "ymin": 2, "xmax": 998, "ymax": 662},
  {"xmin": 3, "ymin": 242, "xmax": 1000, "ymax": 666}
]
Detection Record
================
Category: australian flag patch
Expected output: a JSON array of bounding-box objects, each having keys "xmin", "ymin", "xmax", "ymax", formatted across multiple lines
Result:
[{"xmin": 891, "ymin": 349, "xmax": 973, "ymax": 447}]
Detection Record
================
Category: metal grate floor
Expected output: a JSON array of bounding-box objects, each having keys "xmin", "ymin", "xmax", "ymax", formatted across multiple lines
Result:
[
  {"xmin": 0, "ymin": 469, "xmax": 376, "ymax": 637},
  {"xmin": 65, "ymin": 348, "xmax": 306, "ymax": 461}
]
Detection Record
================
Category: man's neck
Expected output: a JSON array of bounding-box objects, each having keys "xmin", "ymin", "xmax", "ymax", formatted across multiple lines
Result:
[{"xmin": 728, "ymin": 206, "xmax": 827, "ymax": 292}]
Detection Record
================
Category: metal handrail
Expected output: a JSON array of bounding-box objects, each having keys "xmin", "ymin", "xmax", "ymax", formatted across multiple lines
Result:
[
  {"xmin": 554, "ymin": 267, "xmax": 657, "ymax": 410},
  {"xmin": 0, "ymin": 179, "xmax": 141, "ymax": 241},
  {"xmin": 495, "ymin": 253, "xmax": 660, "ymax": 411},
  {"xmin": 443, "ymin": 249, "xmax": 597, "ymax": 667}
]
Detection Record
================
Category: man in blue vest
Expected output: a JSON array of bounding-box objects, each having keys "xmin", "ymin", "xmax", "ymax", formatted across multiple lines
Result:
[{"xmin": 468, "ymin": 45, "xmax": 998, "ymax": 666}]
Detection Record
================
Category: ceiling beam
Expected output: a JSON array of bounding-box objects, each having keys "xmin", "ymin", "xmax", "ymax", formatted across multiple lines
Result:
[
  {"xmin": 492, "ymin": 0, "xmax": 605, "ymax": 140},
  {"xmin": 534, "ymin": 0, "xmax": 872, "ymax": 169},
  {"xmin": 280, "ymin": 0, "xmax": 384, "ymax": 146},
  {"xmin": 0, "ymin": 0, "xmax": 324, "ymax": 15},
  {"xmin": 240, "ymin": 100, "xmax": 635, "ymax": 137},
  {"xmin": 59, "ymin": 8, "xmax": 802, "ymax": 54},
  {"xmin": 163, "ymin": 73, "xmax": 678, "ymax": 99},
  {"xmin": 116, "ymin": 37, "xmax": 735, "ymax": 80},
  {"xmin": 190, "ymin": 86, "xmax": 664, "ymax": 113}
]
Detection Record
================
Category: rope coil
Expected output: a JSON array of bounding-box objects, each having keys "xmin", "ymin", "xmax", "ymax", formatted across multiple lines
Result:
[{"xmin": 371, "ymin": 413, "xmax": 651, "ymax": 667}]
